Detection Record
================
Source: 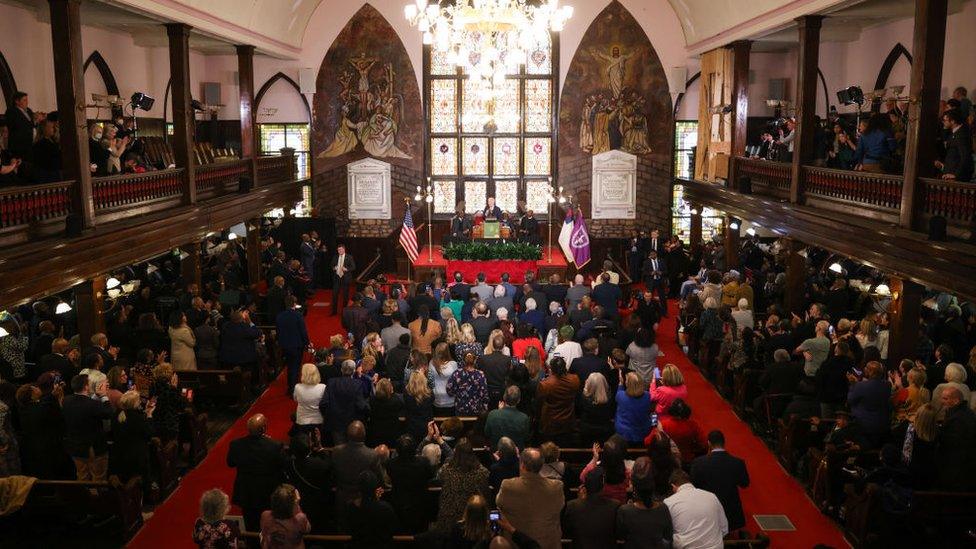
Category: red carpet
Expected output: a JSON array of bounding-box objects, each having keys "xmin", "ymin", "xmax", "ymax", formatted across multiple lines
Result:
[
  {"xmin": 128, "ymin": 291, "xmax": 340, "ymax": 549},
  {"xmin": 658, "ymin": 301, "xmax": 849, "ymax": 548}
]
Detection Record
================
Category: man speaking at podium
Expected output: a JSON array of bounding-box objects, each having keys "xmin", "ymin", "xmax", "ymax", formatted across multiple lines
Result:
[{"xmin": 483, "ymin": 196, "xmax": 502, "ymax": 219}]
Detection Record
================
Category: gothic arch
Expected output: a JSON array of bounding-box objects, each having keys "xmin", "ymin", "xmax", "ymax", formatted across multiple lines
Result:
[
  {"xmin": 673, "ymin": 71, "xmax": 701, "ymax": 118},
  {"xmin": 255, "ymin": 72, "xmax": 311, "ymax": 122},
  {"xmin": 874, "ymin": 43, "xmax": 913, "ymax": 92},
  {"xmin": 0, "ymin": 50, "xmax": 17, "ymax": 107},
  {"xmin": 83, "ymin": 50, "xmax": 120, "ymax": 97}
]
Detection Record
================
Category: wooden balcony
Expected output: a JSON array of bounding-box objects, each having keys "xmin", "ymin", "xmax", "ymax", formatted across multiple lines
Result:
[{"xmin": 0, "ymin": 155, "xmax": 304, "ymax": 309}]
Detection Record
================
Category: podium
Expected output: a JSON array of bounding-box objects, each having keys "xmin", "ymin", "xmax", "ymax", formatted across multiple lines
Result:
[{"xmin": 483, "ymin": 220, "xmax": 500, "ymax": 239}]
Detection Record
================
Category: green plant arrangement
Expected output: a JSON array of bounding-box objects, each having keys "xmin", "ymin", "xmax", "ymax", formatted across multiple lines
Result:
[{"xmin": 442, "ymin": 241, "xmax": 542, "ymax": 261}]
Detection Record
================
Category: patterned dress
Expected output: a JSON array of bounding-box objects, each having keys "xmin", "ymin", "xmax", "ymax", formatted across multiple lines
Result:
[
  {"xmin": 192, "ymin": 518, "xmax": 239, "ymax": 548},
  {"xmin": 446, "ymin": 367, "xmax": 489, "ymax": 416},
  {"xmin": 434, "ymin": 463, "xmax": 489, "ymax": 532}
]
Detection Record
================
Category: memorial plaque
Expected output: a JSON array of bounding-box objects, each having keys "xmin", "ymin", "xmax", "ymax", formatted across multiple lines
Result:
[
  {"xmin": 591, "ymin": 150, "xmax": 637, "ymax": 219},
  {"xmin": 347, "ymin": 157, "xmax": 392, "ymax": 219}
]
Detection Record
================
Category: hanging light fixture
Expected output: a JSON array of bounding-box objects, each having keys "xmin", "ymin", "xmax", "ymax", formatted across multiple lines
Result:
[
  {"xmin": 106, "ymin": 277, "xmax": 121, "ymax": 290},
  {"xmin": 829, "ymin": 262, "xmax": 844, "ymax": 274},
  {"xmin": 55, "ymin": 302, "xmax": 72, "ymax": 315},
  {"xmin": 875, "ymin": 283, "xmax": 891, "ymax": 296},
  {"xmin": 406, "ymin": 0, "xmax": 573, "ymax": 128}
]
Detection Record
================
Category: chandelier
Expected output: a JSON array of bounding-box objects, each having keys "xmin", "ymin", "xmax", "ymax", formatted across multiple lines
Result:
[{"xmin": 405, "ymin": 0, "xmax": 573, "ymax": 96}]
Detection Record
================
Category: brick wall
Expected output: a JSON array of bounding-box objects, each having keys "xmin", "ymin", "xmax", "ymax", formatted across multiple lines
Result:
[
  {"xmin": 558, "ymin": 155, "xmax": 672, "ymax": 239},
  {"xmin": 313, "ymin": 160, "xmax": 424, "ymax": 238}
]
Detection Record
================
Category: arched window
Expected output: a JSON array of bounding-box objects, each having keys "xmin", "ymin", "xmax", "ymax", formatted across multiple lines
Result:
[{"xmin": 425, "ymin": 35, "xmax": 558, "ymax": 217}]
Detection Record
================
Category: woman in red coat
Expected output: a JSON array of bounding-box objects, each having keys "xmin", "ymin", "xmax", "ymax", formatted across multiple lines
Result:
[{"xmin": 644, "ymin": 398, "xmax": 706, "ymax": 464}]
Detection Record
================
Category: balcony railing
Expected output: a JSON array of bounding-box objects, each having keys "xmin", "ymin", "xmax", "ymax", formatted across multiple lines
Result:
[
  {"xmin": 256, "ymin": 155, "xmax": 296, "ymax": 187},
  {"xmin": 196, "ymin": 159, "xmax": 251, "ymax": 200},
  {"xmin": 735, "ymin": 157, "xmax": 791, "ymax": 197},
  {"xmin": 93, "ymin": 168, "xmax": 186, "ymax": 212},
  {"xmin": 921, "ymin": 177, "xmax": 976, "ymax": 227},
  {"xmin": 803, "ymin": 166, "xmax": 903, "ymax": 211},
  {"xmin": 0, "ymin": 180, "xmax": 74, "ymax": 229}
]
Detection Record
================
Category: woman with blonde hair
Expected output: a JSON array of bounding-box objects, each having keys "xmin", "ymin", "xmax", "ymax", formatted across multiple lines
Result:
[
  {"xmin": 484, "ymin": 329, "xmax": 510, "ymax": 356},
  {"xmin": 361, "ymin": 331, "xmax": 386, "ymax": 377},
  {"xmin": 891, "ymin": 366, "xmax": 930, "ymax": 423},
  {"xmin": 368, "ymin": 377, "xmax": 404, "ymax": 447},
  {"xmin": 428, "ymin": 342, "xmax": 458, "ymax": 416},
  {"xmin": 453, "ymin": 323, "xmax": 482, "ymax": 363},
  {"xmin": 443, "ymin": 317, "xmax": 462, "ymax": 346},
  {"xmin": 650, "ymin": 364, "xmax": 688, "ymax": 418},
  {"xmin": 110, "ymin": 390, "xmax": 153, "ymax": 482},
  {"xmin": 403, "ymin": 369, "xmax": 434, "ymax": 441},
  {"xmin": 903, "ymin": 403, "xmax": 937, "ymax": 489},
  {"xmin": 293, "ymin": 363, "xmax": 325, "ymax": 433},
  {"xmin": 579, "ymin": 372, "xmax": 614, "ymax": 444},
  {"xmin": 855, "ymin": 318, "xmax": 878, "ymax": 350}
]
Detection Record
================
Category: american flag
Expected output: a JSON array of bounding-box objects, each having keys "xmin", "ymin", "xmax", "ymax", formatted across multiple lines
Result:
[{"xmin": 399, "ymin": 206, "xmax": 419, "ymax": 263}]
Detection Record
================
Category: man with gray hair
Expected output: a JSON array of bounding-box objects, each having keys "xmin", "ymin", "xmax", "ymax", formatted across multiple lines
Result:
[
  {"xmin": 566, "ymin": 273, "xmax": 590, "ymax": 312},
  {"xmin": 795, "ymin": 320, "xmax": 831, "ymax": 377},
  {"xmin": 497, "ymin": 447, "xmax": 565, "ymax": 549},
  {"xmin": 488, "ymin": 283, "xmax": 515, "ymax": 318},
  {"xmin": 85, "ymin": 332, "xmax": 118, "ymax": 369},
  {"xmin": 484, "ymin": 385, "xmax": 530, "ymax": 449},
  {"xmin": 322, "ymin": 359, "xmax": 369, "ymax": 443},
  {"xmin": 490, "ymin": 436, "xmax": 520, "ymax": 488},
  {"xmin": 471, "ymin": 301, "xmax": 495, "ymax": 346},
  {"xmin": 754, "ymin": 348, "xmax": 801, "ymax": 421},
  {"xmin": 935, "ymin": 385, "xmax": 976, "ymax": 491}
]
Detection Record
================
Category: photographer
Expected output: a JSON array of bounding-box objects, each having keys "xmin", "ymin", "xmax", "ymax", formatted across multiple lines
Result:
[{"xmin": 776, "ymin": 117, "xmax": 796, "ymax": 162}]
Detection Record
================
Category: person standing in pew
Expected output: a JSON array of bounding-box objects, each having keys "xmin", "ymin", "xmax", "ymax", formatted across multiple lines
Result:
[
  {"xmin": 62, "ymin": 373, "xmax": 114, "ymax": 482},
  {"xmin": 331, "ymin": 243, "xmax": 356, "ymax": 316},
  {"xmin": 277, "ymin": 295, "xmax": 310, "ymax": 396},
  {"xmin": 227, "ymin": 414, "xmax": 285, "ymax": 537}
]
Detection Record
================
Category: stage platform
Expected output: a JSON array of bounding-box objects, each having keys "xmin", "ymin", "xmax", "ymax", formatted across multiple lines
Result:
[{"xmin": 411, "ymin": 245, "xmax": 570, "ymax": 284}]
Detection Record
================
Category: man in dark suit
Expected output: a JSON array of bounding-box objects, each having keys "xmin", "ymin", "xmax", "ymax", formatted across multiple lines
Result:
[
  {"xmin": 935, "ymin": 386, "xmax": 976, "ymax": 491},
  {"xmin": 265, "ymin": 275, "xmax": 288, "ymax": 323},
  {"xmin": 483, "ymin": 196, "xmax": 502, "ymax": 219},
  {"xmin": 218, "ymin": 310, "xmax": 263, "ymax": 384},
  {"xmin": 227, "ymin": 414, "xmax": 285, "ymax": 534},
  {"xmin": 449, "ymin": 211, "xmax": 472, "ymax": 243},
  {"xmin": 541, "ymin": 274, "xmax": 568, "ymax": 311},
  {"xmin": 331, "ymin": 243, "xmax": 355, "ymax": 315},
  {"xmin": 36, "ymin": 337, "xmax": 75, "ymax": 382},
  {"xmin": 642, "ymin": 249, "xmax": 668, "ymax": 311},
  {"xmin": 300, "ymin": 233, "xmax": 316, "ymax": 287},
  {"xmin": 332, "ymin": 421, "xmax": 385, "ymax": 529},
  {"xmin": 277, "ymin": 295, "xmax": 310, "ymax": 395},
  {"xmin": 518, "ymin": 209, "xmax": 540, "ymax": 245},
  {"xmin": 62, "ymin": 373, "xmax": 114, "ymax": 481},
  {"xmin": 449, "ymin": 271, "xmax": 471, "ymax": 302},
  {"xmin": 635, "ymin": 289, "xmax": 663, "ymax": 327},
  {"xmin": 479, "ymin": 334, "xmax": 514, "ymax": 403},
  {"xmin": 470, "ymin": 302, "xmax": 495, "ymax": 346},
  {"xmin": 590, "ymin": 274, "xmax": 621, "ymax": 319},
  {"xmin": 341, "ymin": 293, "xmax": 371, "ymax": 346},
  {"xmin": 4, "ymin": 92, "xmax": 38, "ymax": 166},
  {"xmin": 691, "ymin": 430, "xmax": 750, "ymax": 532},
  {"xmin": 322, "ymin": 360, "xmax": 369, "ymax": 444},
  {"xmin": 936, "ymin": 109, "xmax": 974, "ymax": 182},
  {"xmin": 85, "ymin": 333, "xmax": 118, "ymax": 369},
  {"xmin": 569, "ymin": 338, "xmax": 612, "ymax": 390}
]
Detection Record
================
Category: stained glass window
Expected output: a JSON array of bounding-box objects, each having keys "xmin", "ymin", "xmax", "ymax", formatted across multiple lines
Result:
[
  {"xmin": 434, "ymin": 180, "xmax": 456, "ymax": 214},
  {"xmin": 431, "ymin": 137, "xmax": 457, "ymax": 175},
  {"xmin": 526, "ymin": 35, "xmax": 552, "ymax": 75},
  {"xmin": 525, "ymin": 180, "xmax": 551, "ymax": 214},
  {"xmin": 493, "ymin": 138, "xmax": 519, "ymax": 176},
  {"xmin": 431, "ymin": 80, "xmax": 457, "ymax": 133},
  {"xmin": 259, "ymin": 123, "xmax": 311, "ymax": 181},
  {"xmin": 426, "ymin": 34, "xmax": 556, "ymax": 218},
  {"xmin": 524, "ymin": 137, "xmax": 551, "ymax": 175},
  {"xmin": 495, "ymin": 180, "xmax": 518, "ymax": 213},
  {"xmin": 525, "ymin": 80, "xmax": 551, "ymax": 132},
  {"xmin": 463, "ymin": 138, "xmax": 489, "ymax": 175},
  {"xmin": 463, "ymin": 181, "xmax": 487, "ymax": 214}
]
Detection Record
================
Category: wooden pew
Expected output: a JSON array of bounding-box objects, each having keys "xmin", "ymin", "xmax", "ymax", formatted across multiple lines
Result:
[
  {"xmin": 177, "ymin": 368, "xmax": 251, "ymax": 406},
  {"xmin": 18, "ymin": 478, "xmax": 143, "ymax": 541}
]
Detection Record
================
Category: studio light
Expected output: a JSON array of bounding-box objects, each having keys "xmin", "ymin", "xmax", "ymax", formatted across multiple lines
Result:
[
  {"xmin": 829, "ymin": 262, "xmax": 844, "ymax": 274},
  {"xmin": 55, "ymin": 302, "xmax": 72, "ymax": 314},
  {"xmin": 106, "ymin": 277, "xmax": 121, "ymax": 290},
  {"xmin": 130, "ymin": 92, "xmax": 155, "ymax": 111},
  {"xmin": 836, "ymin": 86, "xmax": 864, "ymax": 106}
]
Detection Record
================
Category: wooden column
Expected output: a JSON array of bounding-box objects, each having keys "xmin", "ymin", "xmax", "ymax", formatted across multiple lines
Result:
[
  {"xmin": 790, "ymin": 15, "xmax": 824, "ymax": 205},
  {"xmin": 166, "ymin": 23, "xmax": 196, "ymax": 205},
  {"xmin": 48, "ymin": 0, "xmax": 93, "ymax": 229},
  {"xmin": 723, "ymin": 216, "xmax": 740, "ymax": 269},
  {"xmin": 887, "ymin": 277, "xmax": 924, "ymax": 367},
  {"xmin": 690, "ymin": 205, "xmax": 703, "ymax": 256},
  {"xmin": 180, "ymin": 242, "xmax": 202, "ymax": 289},
  {"xmin": 783, "ymin": 239, "xmax": 807, "ymax": 315},
  {"xmin": 246, "ymin": 218, "xmax": 262, "ymax": 289},
  {"xmin": 74, "ymin": 277, "xmax": 106, "ymax": 352},
  {"xmin": 727, "ymin": 40, "xmax": 752, "ymax": 188},
  {"xmin": 899, "ymin": 0, "xmax": 948, "ymax": 230},
  {"xmin": 236, "ymin": 45, "xmax": 260, "ymax": 187}
]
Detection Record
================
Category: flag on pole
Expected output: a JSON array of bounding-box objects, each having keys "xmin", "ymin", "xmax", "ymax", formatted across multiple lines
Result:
[
  {"xmin": 558, "ymin": 206, "xmax": 575, "ymax": 263},
  {"xmin": 570, "ymin": 210, "xmax": 591, "ymax": 268},
  {"xmin": 399, "ymin": 207, "xmax": 419, "ymax": 264}
]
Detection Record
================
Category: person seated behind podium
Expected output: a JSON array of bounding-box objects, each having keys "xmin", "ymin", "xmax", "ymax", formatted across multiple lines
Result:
[
  {"xmin": 518, "ymin": 209, "xmax": 540, "ymax": 244},
  {"xmin": 483, "ymin": 196, "xmax": 502, "ymax": 219},
  {"xmin": 449, "ymin": 209, "xmax": 472, "ymax": 243}
]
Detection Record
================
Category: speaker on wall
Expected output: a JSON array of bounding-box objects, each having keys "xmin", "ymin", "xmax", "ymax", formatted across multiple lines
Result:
[
  {"xmin": 669, "ymin": 67, "xmax": 687, "ymax": 95},
  {"xmin": 768, "ymin": 78, "xmax": 788, "ymax": 101},
  {"xmin": 299, "ymin": 68, "xmax": 315, "ymax": 94},
  {"xmin": 202, "ymin": 82, "xmax": 221, "ymax": 106}
]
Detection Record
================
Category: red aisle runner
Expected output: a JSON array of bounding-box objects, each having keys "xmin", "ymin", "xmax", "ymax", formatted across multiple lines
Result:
[
  {"xmin": 128, "ymin": 291, "xmax": 337, "ymax": 549},
  {"xmin": 657, "ymin": 301, "xmax": 849, "ymax": 548}
]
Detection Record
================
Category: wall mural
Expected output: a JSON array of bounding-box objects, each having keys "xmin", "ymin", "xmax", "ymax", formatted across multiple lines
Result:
[
  {"xmin": 313, "ymin": 4, "xmax": 422, "ymax": 173},
  {"xmin": 559, "ymin": 1, "xmax": 671, "ymax": 161}
]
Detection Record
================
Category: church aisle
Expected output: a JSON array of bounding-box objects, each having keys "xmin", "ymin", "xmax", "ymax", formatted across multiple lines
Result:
[{"xmin": 657, "ymin": 301, "xmax": 850, "ymax": 548}]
